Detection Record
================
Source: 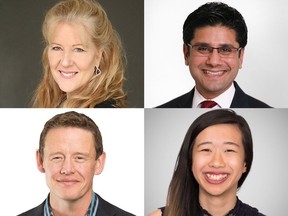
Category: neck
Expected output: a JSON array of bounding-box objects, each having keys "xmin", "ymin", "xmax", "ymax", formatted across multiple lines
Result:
[
  {"xmin": 199, "ymin": 189, "xmax": 237, "ymax": 216},
  {"xmin": 196, "ymin": 83, "xmax": 233, "ymax": 99},
  {"xmin": 49, "ymin": 191, "xmax": 93, "ymax": 216},
  {"xmin": 66, "ymin": 92, "xmax": 71, "ymax": 99}
]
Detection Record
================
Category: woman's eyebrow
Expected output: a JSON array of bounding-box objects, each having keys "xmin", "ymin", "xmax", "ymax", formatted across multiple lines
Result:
[
  {"xmin": 196, "ymin": 141, "xmax": 213, "ymax": 147},
  {"xmin": 196, "ymin": 141, "xmax": 240, "ymax": 147},
  {"xmin": 223, "ymin": 142, "xmax": 240, "ymax": 147}
]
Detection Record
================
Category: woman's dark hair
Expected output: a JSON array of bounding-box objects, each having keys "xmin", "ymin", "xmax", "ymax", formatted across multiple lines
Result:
[
  {"xmin": 183, "ymin": 2, "xmax": 248, "ymax": 48},
  {"xmin": 164, "ymin": 109, "xmax": 253, "ymax": 216}
]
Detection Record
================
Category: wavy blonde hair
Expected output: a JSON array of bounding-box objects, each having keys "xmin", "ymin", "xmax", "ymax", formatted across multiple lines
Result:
[{"xmin": 32, "ymin": 0, "xmax": 127, "ymax": 107}]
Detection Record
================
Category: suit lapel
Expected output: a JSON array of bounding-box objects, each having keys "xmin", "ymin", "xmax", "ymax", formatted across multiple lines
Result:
[
  {"xmin": 96, "ymin": 195, "xmax": 117, "ymax": 216},
  {"xmin": 230, "ymin": 81, "xmax": 249, "ymax": 108},
  {"xmin": 180, "ymin": 88, "xmax": 195, "ymax": 108}
]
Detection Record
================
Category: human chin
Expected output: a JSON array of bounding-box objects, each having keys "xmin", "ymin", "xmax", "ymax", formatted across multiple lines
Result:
[
  {"xmin": 204, "ymin": 81, "xmax": 229, "ymax": 93},
  {"xmin": 53, "ymin": 74, "xmax": 80, "ymax": 93},
  {"xmin": 55, "ymin": 191, "xmax": 82, "ymax": 201},
  {"xmin": 199, "ymin": 70, "xmax": 231, "ymax": 87},
  {"xmin": 55, "ymin": 80, "xmax": 79, "ymax": 94},
  {"xmin": 195, "ymin": 81, "xmax": 228, "ymax": 98},
  {"xmin": 201, "ymin": 185, "xmax": 227, "ymax": 197},
  {"xmin": 200, "ymin": 174, "xmax": 236, "ymax": 196},
  {"xmin": 200, "ymin": 182, "xmax": 228, "ymax": 197},
  {"xmin": 53, "ymin": 183, "xmax": 84, "ymax": 201}
]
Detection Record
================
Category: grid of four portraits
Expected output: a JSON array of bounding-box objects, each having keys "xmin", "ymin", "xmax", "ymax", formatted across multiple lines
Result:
[{"xmin": 0, "ymin": 0, "xmax": 287, "ymax": 215}]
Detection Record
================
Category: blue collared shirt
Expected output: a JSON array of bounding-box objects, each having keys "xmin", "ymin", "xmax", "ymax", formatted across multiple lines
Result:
[{"xmin": 44, "ymin": 192, "xmax": 99, "ymax": 216}]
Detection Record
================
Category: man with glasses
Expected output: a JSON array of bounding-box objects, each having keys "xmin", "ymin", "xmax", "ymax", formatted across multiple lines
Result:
[{"xmin": 157, "ymin": 2, "xmax": 271, "ymax": 108}]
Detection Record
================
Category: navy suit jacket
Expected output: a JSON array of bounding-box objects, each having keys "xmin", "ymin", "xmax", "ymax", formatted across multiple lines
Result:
[
  {"xmin": 17, "ymin": 194, "xmax": 135, "ymax": 216},
  {"xmin": 157, "ymin": 81, "xmax": 272, "ymax": 108}
]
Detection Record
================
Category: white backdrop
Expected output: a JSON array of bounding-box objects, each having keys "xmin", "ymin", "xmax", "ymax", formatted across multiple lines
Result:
[
  {"xmin": 0, "ymin": 109, "xmax": 144, "ymax": 216},
  {"xmin": 145, "ymin": 0, "xmax": 288, "ymax": 108},
  {"xmin": 145, "ymin": 109, "xmax": 288, "ymax": 216}
]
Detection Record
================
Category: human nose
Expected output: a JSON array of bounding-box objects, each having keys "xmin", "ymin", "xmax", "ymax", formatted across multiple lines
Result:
[
  {"xmin": 208, "ymin": 151, "xmax": 225, "ymax": 168},
  {"xmin": 60, "ymin": 51, "xmax": 73, "ymax": 67},
  {"xmin": 206, "ymin": 49, "xmax": 222, "ymax": 66},
  {"xmin": 60, "ymin": 158, "xmax": 75, "ymax": 175}
]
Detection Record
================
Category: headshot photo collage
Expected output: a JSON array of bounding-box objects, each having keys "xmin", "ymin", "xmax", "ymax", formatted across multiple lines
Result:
[{"xmin": 0, "ymin": 0, "xmax": 287, "ymax": 216}]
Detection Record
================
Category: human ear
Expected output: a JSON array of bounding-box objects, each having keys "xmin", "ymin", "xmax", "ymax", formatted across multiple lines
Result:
[
  {"xmin": 242, "ymin": 162, "xmax": 247, "ymax": 173},
  {"xmin": 239, "ymin": 48, "xmax": 245, "ymax": 69},
  {"xmin": 95, "ymin": 48, "xmax": 104, "ymax": 69},
  {"xmin": 183, "ymin": 43, "xmax": 190, "ymax": 66},
  {"xmin": 36, "ymin": 150, "xmax": 45, "ymax": 173},
  {"xmin": 94, "ymin": 152, "xmax": 106, "ymax": 175}
]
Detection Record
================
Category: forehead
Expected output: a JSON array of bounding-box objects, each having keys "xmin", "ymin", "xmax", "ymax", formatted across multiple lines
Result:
[
  {"xmin": 44, "ymin": 127, "xmax": 96, "ymax": 154},
  {"xmin": 191, "ymin": 25, "xmax": 238, "ymax": 46},
  {"xmin": 195, "ymin": 124, "xmax": 243, "ymax": 145},
  {"xmin": 48, "ymin": 21, "xmax": 94, "ymax": 46}
]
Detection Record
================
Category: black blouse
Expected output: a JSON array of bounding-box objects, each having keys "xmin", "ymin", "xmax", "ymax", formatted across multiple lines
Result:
[
  {"xmin": 159, "ymin": 198, "xmax": 266, "ymax": 216},
  {"xmin": 94, "ymin": 99, "xmax": 117, "ymax": 108}
]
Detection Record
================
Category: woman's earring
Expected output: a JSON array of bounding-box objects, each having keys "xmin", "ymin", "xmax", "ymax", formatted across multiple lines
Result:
[{"xmin": 94, "ymin": 66, "xmax": 101, "ymax": 75}]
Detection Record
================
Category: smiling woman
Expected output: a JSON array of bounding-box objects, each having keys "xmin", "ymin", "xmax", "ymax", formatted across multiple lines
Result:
[
  {"xmin": 148, "ymin": 109, "xmax": 265, "ymax": 216},
  {"xmin": 192, "ymin": 124, "xmax": 247, "ymax": 210},
  {"xmin": 47, "ymin": 22, "xmax": 103, "ymax": 97},
  {"xmin": 32, "ymin": 0, "xmax": 126, "ymax": 108}
]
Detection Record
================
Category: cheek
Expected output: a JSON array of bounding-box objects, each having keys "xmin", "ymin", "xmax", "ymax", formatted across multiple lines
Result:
[
  {"xmin": 188, "ymin": 57, "xmax": 201, "ymax": 68},
  {"xmin": 77, "ymin": 56, "xmax": 96, "ymax": 72},
  {"xmin": 77, "ymin": 164, "xmax": 96, "ymax": 178},
  {"xmin": 187, "ymin": 58, "xmax": 202, "ymax": 78},
  {"xmin": 192, "ymin": 155, "xmax": 207, "ymax": 175},
  {"xmin": 224, "ymin": 58, "xmax": 240, "ymax": 70},
  {"xmin": 228, "ymin": 156, "xmax": 246, "ymax": 173},
  {"xmin": 48, "ymin": 52, "xmax": 59, "ymax": 67},
  {"xmin": 45, "ymin": 163, "xmax": 60, "ymax": 176},
  {"xmin": 43, "ymin": 165, "xmax": 59, "ymax": 186},
  {"xmin": 189, "ymin": 57, "xmax": 213, "ymax": 75}
]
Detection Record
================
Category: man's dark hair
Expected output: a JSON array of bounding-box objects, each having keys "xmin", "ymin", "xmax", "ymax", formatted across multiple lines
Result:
[{"xmin": 183, "ymin": 2, "xmax": 248, "ymax": 48}]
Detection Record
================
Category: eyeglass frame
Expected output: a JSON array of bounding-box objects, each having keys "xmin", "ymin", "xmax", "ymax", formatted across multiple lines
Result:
[{"xmin": 186, "ymin": 43, "xmax": 242, "ymax": 57}]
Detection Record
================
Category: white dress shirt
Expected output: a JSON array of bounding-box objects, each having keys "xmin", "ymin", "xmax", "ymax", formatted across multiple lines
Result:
[{"xmin": 192, "ymin": 84, "xmax": 235, "ymax": 108}]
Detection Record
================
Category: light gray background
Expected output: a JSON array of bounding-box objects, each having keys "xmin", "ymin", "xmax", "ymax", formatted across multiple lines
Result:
[
  {"xmin": 145, "ymin": 109, "xmax": 288, "ymax": 216},
  {"xmin": 145, "ymin": 0, "xmax": 288, "ymax": 108},
  {"xmin": 0, "ymin": 109, "xmax": 144, "ymax": 216},
  {"xmin": 0, "ymin": 0, "xmax": 143, "ymax": 107}
]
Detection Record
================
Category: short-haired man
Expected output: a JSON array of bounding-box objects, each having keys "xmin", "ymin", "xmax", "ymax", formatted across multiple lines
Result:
[
  {"xmin": 157, "ymin": 2, "xmax": 271, "ymax": 108},
  {"xmin": 18, "ymin": 111, "xmax": 135, "ymax": 216}
]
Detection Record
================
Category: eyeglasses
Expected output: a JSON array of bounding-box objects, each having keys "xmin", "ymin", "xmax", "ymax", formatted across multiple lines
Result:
[{"xmin": 187, "ymin": 44, "xmax": 242, "ymax": 57}]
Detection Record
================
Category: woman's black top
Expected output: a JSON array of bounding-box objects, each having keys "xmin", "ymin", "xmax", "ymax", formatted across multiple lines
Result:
[
  {"xmin": 94, "ymin": 99, "xmax": 117, "ymax": 108},
  {"xmin": 159, "ymin": 198, "xmax": 266, "ymax": 216}
]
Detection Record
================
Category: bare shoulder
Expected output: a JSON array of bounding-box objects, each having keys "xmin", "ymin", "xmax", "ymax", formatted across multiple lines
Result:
[{"xmin": 147, "ymin": 209, "xmax": 162, "ymax": 216}]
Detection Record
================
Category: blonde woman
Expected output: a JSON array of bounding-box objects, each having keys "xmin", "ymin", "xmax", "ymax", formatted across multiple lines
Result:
[{"xmin": 32, "ymin": 0, "xmax": 126, "ymax": 108}]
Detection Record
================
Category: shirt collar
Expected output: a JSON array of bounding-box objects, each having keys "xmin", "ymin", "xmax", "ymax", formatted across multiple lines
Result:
[
  {"xmin": 44, "ymin": 192, "xmax": 99, "ymax": 216},
  {"xmin": 192, "ymin": 83, "xmax": 235, "ymax": 108}
]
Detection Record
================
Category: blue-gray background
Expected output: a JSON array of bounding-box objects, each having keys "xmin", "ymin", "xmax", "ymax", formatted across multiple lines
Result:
[{"xmin": 145, "ymin": 109, "xmax": 288, "ymax": 216}]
